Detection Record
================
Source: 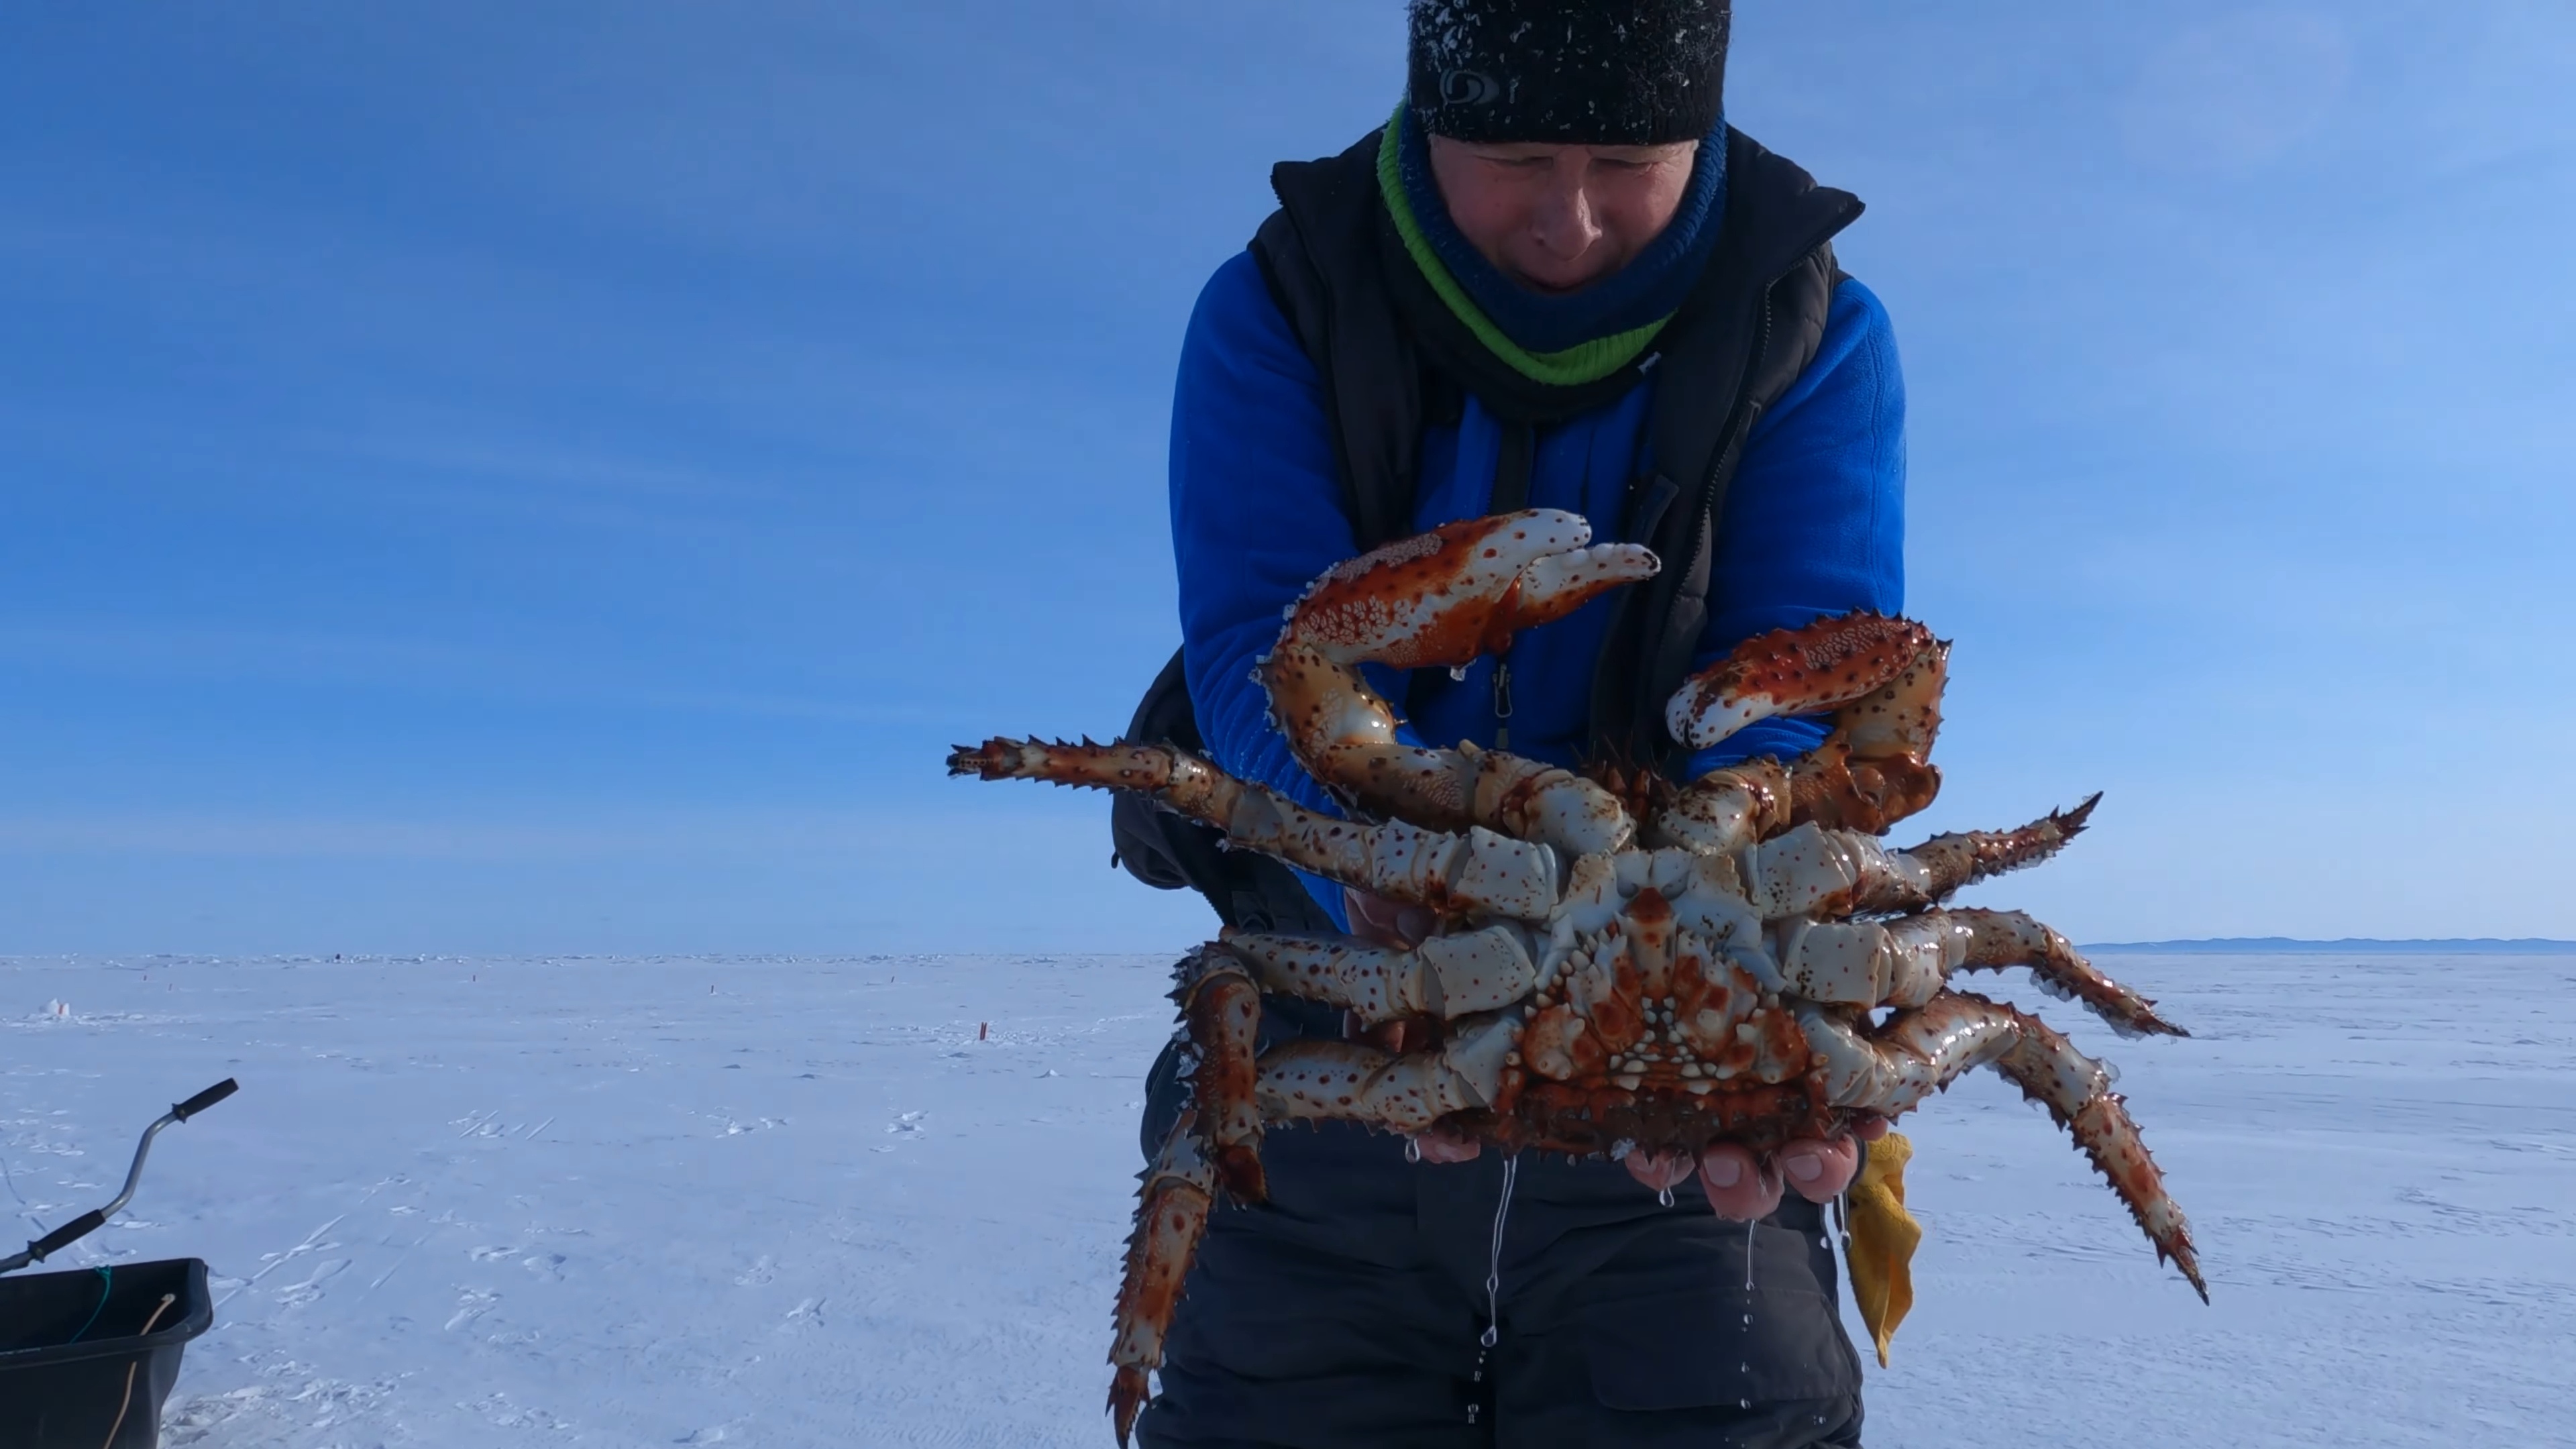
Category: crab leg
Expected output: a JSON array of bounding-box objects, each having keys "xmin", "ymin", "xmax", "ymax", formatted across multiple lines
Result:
[
  {"xmin": 1108, "ymin": 1112, "xmax": 1214, "ymax": 1446},
  {"xmin": 1664, "ymin": 614, "xmax": 1949, "ymax": 835},
  {"xmin": 947, "ymin": 739, "xmax": 1558, "ymax": 919},
  {"xmin": 1252, "ymin": 1014, "xmax": 1521, "ymax": 1132},
  {"xmin": 1737, "ymin": 821, "xmax": 1942, "ymax": 918},
  {"xmin": 1260, "ymin": 509, "xmax": 1657, "ymax": 856},
  {"xmin": 1800, "ymin": 991, "xmax": 2205, "ymax": 1299},
  {"xmin": 1108, "ymin": 954, "xmax": 1267, "ymax": 1446},
  {"xmin": 1177, "ymin": 952, "xmax": 1269, "ymax": 1198},
  {"xmin": 1219, "ymin": 924, "xmax": 1540, "ymax": 1026},
  {"xmin": 1655, "ymin": 757, "xmax": 1793, "ymax": 855},
  {"xmin": 1722, "ymin": 784, "xmax": 2102, "ymax": 904},
  {"xmin": 1943, "ymin": 908, "xmax": 2185, "ymax": 1038},
  {"xmin": 1901, "ymin": 795, "xmax": 2101, "ymax": 902},
  {"xmin": 1986, "ymin": 997, "xmax": 2205, "ymax": 1299},
  {"xmin": 1764, "ymin": 897, "xmax": 2182, "ymax": 1036}
]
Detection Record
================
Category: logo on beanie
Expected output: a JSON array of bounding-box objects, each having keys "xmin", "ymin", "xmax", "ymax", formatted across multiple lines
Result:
[{"xmin": 1439, "ymin": 68, "xmax": 1505, "ymax": 106}]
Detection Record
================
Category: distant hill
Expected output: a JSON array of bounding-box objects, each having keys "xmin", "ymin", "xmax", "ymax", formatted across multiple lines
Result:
[{"xmin": 2085, "ymin": 936, "xmax": 2576, "ymax": 954}]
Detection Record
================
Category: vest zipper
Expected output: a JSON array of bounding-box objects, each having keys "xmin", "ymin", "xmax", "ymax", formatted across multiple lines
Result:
[
  {"xmin": 1652, "ymin": 290, "xmax": 1775, "ymax": 741},
  {"xmin": 1487, "ymin": 416, "xmax": 1534, "ymax": 753}
]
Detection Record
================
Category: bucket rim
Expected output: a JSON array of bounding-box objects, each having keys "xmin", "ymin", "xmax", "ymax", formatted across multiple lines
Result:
[{"xmin": 0, "ymin": 1257, "xmax": 213, "ymax": 1373}]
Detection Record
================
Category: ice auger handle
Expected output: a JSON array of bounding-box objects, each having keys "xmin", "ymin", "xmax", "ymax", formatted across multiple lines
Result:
[
  {"xmin": 1, "ymin": 1078, "xmax": 241, "ymax": 1274},
  {"xmin": 174, "ymin": 1078, "xmax": 238, "ymax": 1122},
  {"xmin": 27, "ymin": 1210, "xmax": 107, "ymax": 1263}
]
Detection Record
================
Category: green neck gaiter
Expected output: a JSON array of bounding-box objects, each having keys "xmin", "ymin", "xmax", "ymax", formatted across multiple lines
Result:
[{"xmin": 1375, "ymin": 106, "xmax": 1677, "ymax": 388}]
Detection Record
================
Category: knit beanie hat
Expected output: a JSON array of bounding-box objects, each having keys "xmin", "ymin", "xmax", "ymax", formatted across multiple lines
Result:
[{"xmin": 1407, "ymin": 0, "xmax": 1730, "ymax": 146}]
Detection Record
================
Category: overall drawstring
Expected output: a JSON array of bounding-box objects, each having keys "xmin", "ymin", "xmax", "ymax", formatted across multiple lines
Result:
[{"xmin": 1466, "ymin": 1152, "xmax": 1520, "ymax": 1426}]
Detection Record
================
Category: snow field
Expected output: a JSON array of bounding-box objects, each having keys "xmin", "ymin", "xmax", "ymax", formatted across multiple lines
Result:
[{"xmin": 2, "ymin": 949, "xmax": 2569, "ymax": 1447}]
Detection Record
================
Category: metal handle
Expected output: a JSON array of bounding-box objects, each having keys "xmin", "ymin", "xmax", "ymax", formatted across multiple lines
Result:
[
  {"xmin": 174, "ymin": 1079, "xmax": 237, "ymax": 1122},
  {"xmin": 25, "ymin": 1210, "xmax": 106, "ymax": 1263},
  {"xmin": 2, "ymin": 1079, "xmax": 241, "ymax": 1274}
]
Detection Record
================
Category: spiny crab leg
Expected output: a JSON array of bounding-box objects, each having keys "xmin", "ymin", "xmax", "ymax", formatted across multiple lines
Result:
[
  {"xmin": 1942, "ymin": 907, "xmax": 2184, "ymax": 1039},
  {"xmin": 1107, "ymin": 1109, "xmax": 1210, "ymax": 1446},
  {"xmin": 1768, "ymin": 909, "xmax": 2186, "ymax": 1038},
  {"xmin": 1220, "ymin": 922, "xmax": 1540, "ymax": 1026},
  {"xmin": 1665, "ymin": 613, "xmax": 1949, "ymax": 835},
  {"xmin": 1108, "ymin": 953, "xmax": 1265, "ymax": 1446},
  {"xmin": 1251, "ymin": 1020, "xmax": 1522, "ymax": 1133},
  {"xmin": 1801, "ymin": 990, "xmax": 2205, "ymax": 1300},
  {"xmin": 1725, "ymin": 813, "xmax": 2180, "ymax": 1034},
  {"xmin": 1106, "ymin": 949, "xmax": 1520, "ymax": 1446},
  {"xmin": 1980, "ymin": 997, "xmax": 2203, "ymax": 1299},
  {"xmin": 1746, "ymin": 803, "xmax": 2099, "ymax": 918},
  {"xmin": 946, "ymin": 738, "xmax": 1560, "ymax": 920},
  {"xmin": 1260, "ymin": 508, "xmax": 1658, "ymax": 857},
  {"xmin": 1902, "ymin": 794, "xmax": 2102, "ymax": 902}
]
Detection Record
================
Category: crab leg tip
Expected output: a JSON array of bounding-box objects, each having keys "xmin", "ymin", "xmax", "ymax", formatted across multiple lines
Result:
[
  {"xmin": 1108, "ymin": 1367, "xmax": 1150, "ymax": 1445},
  {"xmin": 2168, "ymin": 1248, "xmax": 2210, "ymax": 1301}
]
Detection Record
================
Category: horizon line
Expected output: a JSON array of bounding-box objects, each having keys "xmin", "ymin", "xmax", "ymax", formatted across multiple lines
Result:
[{"xmin": 2085, "ymin": 936, "xmax": 2576, "ymax": 953}]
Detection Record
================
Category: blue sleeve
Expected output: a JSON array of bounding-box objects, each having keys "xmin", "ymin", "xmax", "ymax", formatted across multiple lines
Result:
[
  {"xmin": 1169, "ymin": 251, "xmax": 1361, "ymax": 924},
  {"xmin": 1680, "ymin": 276, "xmax": 1907, "ymax": 777}
]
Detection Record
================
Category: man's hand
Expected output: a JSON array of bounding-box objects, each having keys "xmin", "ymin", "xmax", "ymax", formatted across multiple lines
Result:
[
  {"xmin": 1413, "ymin": 1118, "xmax": 1886, "ymax": 1215},
  {"xmin": 1622, "ymin": 1116, "xmax": 1888, "ymax": 1218}
]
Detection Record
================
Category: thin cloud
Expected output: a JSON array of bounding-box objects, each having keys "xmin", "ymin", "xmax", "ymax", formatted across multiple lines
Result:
[
  {"xmin": 0, "ymin": 803, "xmax": 1093, "ymax": 863},
  {"xmin": 0, "ymin": 619, "xmax": 936, "ymax": 725}
]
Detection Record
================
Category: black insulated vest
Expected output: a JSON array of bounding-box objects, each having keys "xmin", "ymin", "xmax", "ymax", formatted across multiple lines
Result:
[{"xmin": 1114, "ymin": 126, "xmax": 1863, "ymax": 932}]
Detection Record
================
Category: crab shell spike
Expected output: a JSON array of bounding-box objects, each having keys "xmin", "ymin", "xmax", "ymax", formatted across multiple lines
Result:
[
  {"xmin": 1283, "ymin": 509, "xmax": 1658, "ymax": 670},
  {"xmin": 1666, "ymin": 613, "xmax": 1941, "ymax": 751}
]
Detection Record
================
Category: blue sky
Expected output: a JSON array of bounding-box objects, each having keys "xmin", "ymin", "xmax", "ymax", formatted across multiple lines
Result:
[{"xmin": 3, "ymin": 2, "xmax": 2570, "ymax": 953}]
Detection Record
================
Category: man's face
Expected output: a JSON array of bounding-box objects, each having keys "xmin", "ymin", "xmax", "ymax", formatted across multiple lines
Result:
[{"xmin": 1426, "ymin": 136, "xmax": 1700, "ymax": 296}]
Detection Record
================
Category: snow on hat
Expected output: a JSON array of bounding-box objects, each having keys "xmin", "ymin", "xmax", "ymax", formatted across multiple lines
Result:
[{"xmin": 1407, "ymin": 0, "xmax": 1730, "ymax": 146}]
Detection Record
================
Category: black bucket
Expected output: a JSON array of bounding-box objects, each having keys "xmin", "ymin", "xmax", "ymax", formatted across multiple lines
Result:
[{"xmin": 0, "ymin": 1258, "xmax": 212, "ymax": 1449}]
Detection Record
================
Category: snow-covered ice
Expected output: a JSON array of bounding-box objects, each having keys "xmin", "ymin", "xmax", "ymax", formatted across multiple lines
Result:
[{"xmin": 3, "ymin": 949, "xmax": 2569, "ymax": 1446}]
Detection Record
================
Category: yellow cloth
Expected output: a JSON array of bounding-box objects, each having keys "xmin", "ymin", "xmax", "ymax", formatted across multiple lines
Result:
[{"xmin": 1842, "ymin": 1132, "xmax": 1922, "ymax": 1367}]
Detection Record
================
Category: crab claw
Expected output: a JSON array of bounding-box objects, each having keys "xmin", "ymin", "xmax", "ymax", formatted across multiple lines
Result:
[
  {"xmin": 1665, "ymin": 613, "xmax": 1949, "ymax": 833},
  {"xmin": 1666, "ymin": 613, "xmax": 1939, "ymax": 751},
  {"xmin": 1281, "ymin": 508, "xmax": 1658, "ymax": 672},
  {"xmin": 1256, "ymin": 513, "xmax": 1656, "ymax": 828}
]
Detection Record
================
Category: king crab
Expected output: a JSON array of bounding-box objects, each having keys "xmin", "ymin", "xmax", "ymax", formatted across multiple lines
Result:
[{"xmin": 949, "ymin": 509, "xmax": 2203, "ymax": 1442}]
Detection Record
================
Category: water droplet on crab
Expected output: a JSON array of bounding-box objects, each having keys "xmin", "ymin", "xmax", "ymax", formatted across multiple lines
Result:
[{"xmin": 1656, "ymin": 1187, "xmax": 1674, "ymax": 1208}]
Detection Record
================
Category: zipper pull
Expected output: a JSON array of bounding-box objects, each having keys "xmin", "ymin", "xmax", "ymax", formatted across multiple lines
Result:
[{"xmin": 1493, "ymin": 661, "xmax": 1513, "ymax": 751}]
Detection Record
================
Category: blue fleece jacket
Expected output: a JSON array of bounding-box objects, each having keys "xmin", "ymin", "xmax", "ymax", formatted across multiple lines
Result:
[{"xmin": 1171, "ymin": 256, "xmax": 1905, "ymax": 926}]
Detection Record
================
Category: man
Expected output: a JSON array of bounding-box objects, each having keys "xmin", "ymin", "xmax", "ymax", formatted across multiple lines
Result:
[{"xmin": 1145, "ymin": 2, "xmax": 1902, "ymax": 1443}]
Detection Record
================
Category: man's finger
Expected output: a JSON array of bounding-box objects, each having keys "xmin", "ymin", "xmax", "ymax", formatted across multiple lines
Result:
[
  {"xmin": 1778, "ymin": 1136, "xmax": 1862, "ymax": 1203},
  {"xmin": 1410, "ymin": 1129, "xmax": 1482, "ymax": 1164},
  {"xmin": 1624, "ymin": 1148, "xmax": 1695, "ymax": 1193},
  {"xmin": 1699, "ymin": 1144, "xmax": 1783, "ymax": 1221}
]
